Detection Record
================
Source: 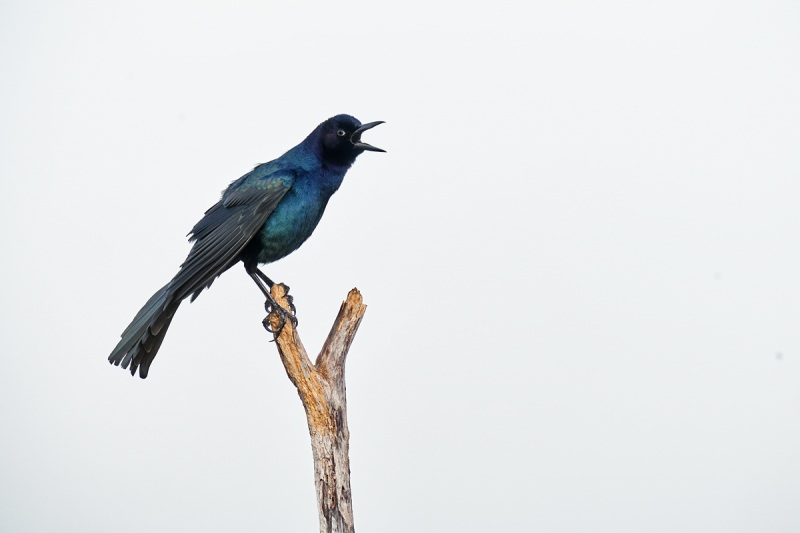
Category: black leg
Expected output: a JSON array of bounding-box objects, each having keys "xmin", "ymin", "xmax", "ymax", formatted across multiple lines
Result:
[
  {"xmin": 244, "ymin": 265, "xmax": 297, "ymax": 335},
  {"xmin": 255, "ymin": 267, "xmax": 295, "ymax": 315},
  {"xmin": 248, "ymin": 269, "xmax": 272, "ymax": 298},
  {"xmin": 255, "ymin": 269, "xmax": 276, "ymax": 290}
]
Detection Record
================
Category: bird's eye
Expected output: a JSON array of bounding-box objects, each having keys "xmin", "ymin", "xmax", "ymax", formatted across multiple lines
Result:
[{"xmin": 336, "ymin": 129, "xmax": 346, "ymax": 137}]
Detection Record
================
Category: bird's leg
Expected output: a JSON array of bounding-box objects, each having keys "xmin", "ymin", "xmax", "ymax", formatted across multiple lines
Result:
[
  {"xmin": 254, "ymin": 269, "xmax": 275, "ymax": 289},
  {"xmin": 248, "ymin": 271, "xmax": 293, "ymax": 336},
  {"xmin": 246, "ymin": 267, "xmax": 297, "ymax": 336},
  {"xmin": 254, "ymin": 269, "xmax": 296, "ymax": 315}
]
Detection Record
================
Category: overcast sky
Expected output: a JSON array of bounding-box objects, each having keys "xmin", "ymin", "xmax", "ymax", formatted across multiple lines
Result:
[{"xmin": 1, "ymin": 1, "xmax": 799, "ymax": 532}]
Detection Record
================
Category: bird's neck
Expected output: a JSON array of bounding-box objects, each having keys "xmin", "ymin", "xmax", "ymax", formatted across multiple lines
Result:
[
  {"xmin": 281, "ymin": 143, "xmax": 346, "ymax": 197},
  {"xmin": 315, "ymin": 165, "xmax": 347, "ymax": 197}
]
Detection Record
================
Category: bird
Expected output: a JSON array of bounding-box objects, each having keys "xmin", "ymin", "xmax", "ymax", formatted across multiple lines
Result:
[{"xmin": 108, "ymin": 114, "xmax": 385, "ymax": 378}]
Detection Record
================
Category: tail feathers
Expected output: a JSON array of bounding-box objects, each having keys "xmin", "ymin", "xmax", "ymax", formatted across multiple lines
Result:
[{"xmin": 109, "ymin": 284, "xmax": 181, "ymax": 379}]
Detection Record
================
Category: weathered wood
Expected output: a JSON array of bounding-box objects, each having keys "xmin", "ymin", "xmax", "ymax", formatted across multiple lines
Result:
[{"xmin": 264, "ymin": 285, "xmax": 367, "ymax": 533}]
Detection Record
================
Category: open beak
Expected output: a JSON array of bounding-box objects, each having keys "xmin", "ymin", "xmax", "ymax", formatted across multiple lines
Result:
[{"xmin": 351, "ymin": 121, "xmax": 386, "ymax": 152}]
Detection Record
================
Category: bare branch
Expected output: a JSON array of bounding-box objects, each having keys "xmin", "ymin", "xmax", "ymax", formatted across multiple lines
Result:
[
  {"xmin": 266, "ymin": 285, "xmax": 367, "ymax": 533},
  {"xmin": 317, "ymin": 289, "xmax": 367, "ymax": 382}
]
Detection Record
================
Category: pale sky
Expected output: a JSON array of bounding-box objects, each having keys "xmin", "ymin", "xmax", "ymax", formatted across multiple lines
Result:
[{"xmin": 2, "ymin": 1, "xmax": 799, "ymax": 532}]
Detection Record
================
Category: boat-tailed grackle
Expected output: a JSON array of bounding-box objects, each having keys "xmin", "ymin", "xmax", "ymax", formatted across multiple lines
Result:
[{"xmin": 108, "ymin": 114, "xmax": 384, "ymax": 378}]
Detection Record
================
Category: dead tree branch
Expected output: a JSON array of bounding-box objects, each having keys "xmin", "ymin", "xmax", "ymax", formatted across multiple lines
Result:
[{"xmin": 264, "ymin": 285, "xmax": 367, "ymax": 533}]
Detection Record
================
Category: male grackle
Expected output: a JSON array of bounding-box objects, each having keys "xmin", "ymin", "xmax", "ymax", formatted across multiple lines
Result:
[{"xmin": 108, "ymin": 115, "xmax": 384, "ymax": 378}]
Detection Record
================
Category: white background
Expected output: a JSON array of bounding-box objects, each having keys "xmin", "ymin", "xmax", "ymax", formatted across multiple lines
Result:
[{"xmin": 1, "ymin": 1, "xmax": 799, "ymax": 531}]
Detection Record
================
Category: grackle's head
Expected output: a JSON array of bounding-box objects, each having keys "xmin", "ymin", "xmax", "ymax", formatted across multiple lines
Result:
[{"xmin": 313, "ymin": 114, "xmax": 385, "ymax": 167}]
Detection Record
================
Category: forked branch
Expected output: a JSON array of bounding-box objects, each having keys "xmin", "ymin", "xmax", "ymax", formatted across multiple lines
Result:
[{"xmin": 264, "ymin": 285, "xmax": 367, "ymax": 533}]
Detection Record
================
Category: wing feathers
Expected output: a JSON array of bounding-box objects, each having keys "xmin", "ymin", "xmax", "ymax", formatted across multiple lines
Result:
[{"xmin": 168, "ymin": 170, "xmax": 293, "ymax": 302}]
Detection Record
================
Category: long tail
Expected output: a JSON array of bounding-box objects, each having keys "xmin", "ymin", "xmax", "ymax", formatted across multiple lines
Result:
[{"xmin": 108, "ymin": 284, "xmax": 181, "ymax": 379}]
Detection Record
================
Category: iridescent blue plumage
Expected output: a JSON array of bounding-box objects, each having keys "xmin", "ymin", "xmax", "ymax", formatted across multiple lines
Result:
[{"xmin": 108, "ymin": 114, "xmax": 384, "ymax": 378}]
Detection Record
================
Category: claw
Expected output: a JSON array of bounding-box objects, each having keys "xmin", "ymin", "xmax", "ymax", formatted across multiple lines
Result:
[
  {"xmin": 263, "ymin": 305, "xmax": 289, "ymax": 337},
  {"xmin": 261, "ymin": 284, "xmax": 298, "ymax": 338},
  {"xmin": 276, "ymin": 283, "xmax": 298, "ymax": 325},
  {"xmin": 263, "ymin": 301, "xmax": 287, "ymax": 333}
]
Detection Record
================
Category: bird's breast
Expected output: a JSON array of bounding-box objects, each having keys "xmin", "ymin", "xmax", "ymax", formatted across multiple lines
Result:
[{"xmin": 253, "ymin": 189, "xmax": 328, "ymax": 264}]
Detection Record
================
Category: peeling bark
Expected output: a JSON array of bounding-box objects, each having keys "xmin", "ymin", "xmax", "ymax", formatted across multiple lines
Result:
[{"xmin": 264, "ymin": 285, "xmax": 367, "ymax": 533}]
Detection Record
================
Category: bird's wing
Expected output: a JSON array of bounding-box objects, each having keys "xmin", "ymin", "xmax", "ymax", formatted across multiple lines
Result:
[{"xmin": 167, "ymin": 168, "xmax": 294, "ymax": 302}]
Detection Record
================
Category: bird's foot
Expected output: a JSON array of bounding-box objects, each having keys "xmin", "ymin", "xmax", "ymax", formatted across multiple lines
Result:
[
  {"xmin": 262, "ymin": 283, "xmax": 298, "ymax": 338},
  {"xmin": 284, "ymin": 290, "xmax": 297, "ymax": 315}
]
